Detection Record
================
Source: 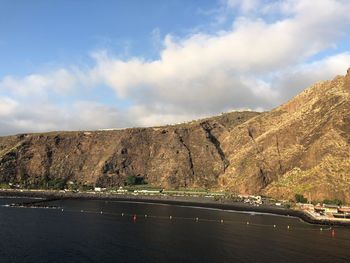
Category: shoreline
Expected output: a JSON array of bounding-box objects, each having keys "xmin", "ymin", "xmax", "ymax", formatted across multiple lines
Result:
[{"xmin": 1, "ymin": 189, "xmax": 349, "ymax": 227}]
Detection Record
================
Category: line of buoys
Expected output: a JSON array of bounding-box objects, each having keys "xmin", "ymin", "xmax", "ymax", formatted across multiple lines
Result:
[{"xmin": 55, "ymin": 208, "xmax": 336, "ymax": 234}]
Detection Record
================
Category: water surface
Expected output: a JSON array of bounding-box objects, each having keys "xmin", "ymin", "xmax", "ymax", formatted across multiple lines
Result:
[{"xmin": 0, "ymin": 198, "xmax": 349, "ymax": 263}]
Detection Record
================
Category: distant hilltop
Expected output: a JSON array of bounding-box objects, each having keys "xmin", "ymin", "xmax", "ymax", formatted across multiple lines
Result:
[{"xmin": 0, "ymin": 68, "xmax": 349, "ymax": 202}]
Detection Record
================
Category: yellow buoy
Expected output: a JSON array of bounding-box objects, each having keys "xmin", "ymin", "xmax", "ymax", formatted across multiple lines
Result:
[{"xmin": 220, "ymin": 219, "xmax": 224, "ymax": 223}]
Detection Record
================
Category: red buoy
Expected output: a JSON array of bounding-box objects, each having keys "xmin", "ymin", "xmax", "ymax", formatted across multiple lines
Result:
[
  {"xmin": 133, "ymin": 214, "xmax": 137, "ymax": 222},
  {"xmin": 332, "ymin": 229, "xmax": 335, "ymax": 238}
]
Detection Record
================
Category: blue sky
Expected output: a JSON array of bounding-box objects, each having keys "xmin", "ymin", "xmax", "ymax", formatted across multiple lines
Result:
[
  {"xmin": 0, "ymin": 0, "xmax": 349, "ymax": 135},
  {"xmin": 0, "ymin": 0, "xmax": 217, "ymax": 75}
]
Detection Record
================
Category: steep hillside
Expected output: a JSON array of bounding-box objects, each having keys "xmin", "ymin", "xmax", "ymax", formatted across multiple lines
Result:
[
  {"xmin": 0, "ymin": 68, "xmax": 349, "ymax": 202},
  {"xmin": 219, "ymin": 68, "xmax": 350, "ymax": 202},
  {"xmin": 0, "ymin": 111, "xmax": 259, "ymax": 189}
]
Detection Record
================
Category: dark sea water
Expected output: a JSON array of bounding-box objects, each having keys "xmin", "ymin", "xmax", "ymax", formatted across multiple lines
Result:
[{"xmin": 0, "ymin": 197, "xmax": 349, "ymax": 263}]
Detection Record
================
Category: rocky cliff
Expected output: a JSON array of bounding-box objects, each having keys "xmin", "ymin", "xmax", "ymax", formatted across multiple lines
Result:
[{"xmin": 0, "ymin": 69, "xmax": 349, "ymax": 202}]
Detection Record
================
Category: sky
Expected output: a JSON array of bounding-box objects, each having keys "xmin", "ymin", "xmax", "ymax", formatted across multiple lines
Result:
[{"xmin": 0, "ymin": 0, "xmax": 349, "ymax": 135}]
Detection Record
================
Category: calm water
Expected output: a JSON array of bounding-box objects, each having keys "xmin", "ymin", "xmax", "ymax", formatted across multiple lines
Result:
[{"xmin": 0, "ymin": 197, "xmax": 349, "ymax": 263}]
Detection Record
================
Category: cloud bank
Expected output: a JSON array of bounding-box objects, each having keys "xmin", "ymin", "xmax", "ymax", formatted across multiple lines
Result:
[{"xmin": 0, "ymin": 0, "xmax": 350, "ymax": 135}]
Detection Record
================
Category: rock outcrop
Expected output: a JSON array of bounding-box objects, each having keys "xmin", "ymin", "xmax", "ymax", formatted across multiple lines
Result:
[{"xmin": 0, "ymin": 69, "xmax": 349, "ymax": 202}]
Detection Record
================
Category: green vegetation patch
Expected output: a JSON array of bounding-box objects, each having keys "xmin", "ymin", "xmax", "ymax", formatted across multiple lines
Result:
[
  {"xmin": 323, "ymin": 199, "xmax": 342, "ymax": 206},
  {"xmin": 125, "ymin": 175, "xmax": 146, "ymax": 186},
  {"xmin": 295, "ymin": 194, "xmax": 308, "ymax": 203}
]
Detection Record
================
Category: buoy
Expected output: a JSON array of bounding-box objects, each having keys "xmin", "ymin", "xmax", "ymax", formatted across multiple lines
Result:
[
  {"xmin": 81, "ymin": 210, "xmax": 83, "ymax": 212},
  {"xmin": 169, "ymin": 216, "xmax": 172, "ymax": 220},
  {"xmin": 133, "ymin": 214, "xmax": 137, "ymax": 221},
  {"xmin": 320, "ymin": 227, "xmax": 323, "ymax": 231},
  {"xmin": 196, "ymin": 217, "xmax": 199, "ymax": 222},
  {"xmin": 100, "ymin": 211, "xmax": 103, "ymax": 214},
  {"xmin": 121, "ymin": 213, "xmax": 124, "ymax": 217},
  {"xmin": 61, "ymin": 209, "xmax": 64, "ymax": 212},
  {"xmin": 145, "ymin": 214, "xmax": 147, "ymax": 218},
  {"xmin": 273, "ymin": 224, "xmax": 276, "ymax": 228},
  {"xmin": 247, "ymin": 221, "xmax": 250, "ymax": 225},
  {"xmin": 287, "ymin": 225, "xmax": 290, "ymax": 230},
  {"xmin": 332, "ymin": 229, "xmax": 335, "ymax": 238},
  {"xmin": 221, "ymin": 219, "xmax": 224, "ymax": 223}
]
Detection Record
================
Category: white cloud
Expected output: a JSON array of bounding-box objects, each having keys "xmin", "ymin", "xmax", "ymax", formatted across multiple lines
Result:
[
  {"xmin": 89, "ymin": 0, "xmax": 350, "ymax": 112},
  {"xmin": 0, "ymin": 100, "xmax": 133, "ymax": 135},
  {"xmin": 71, "ymin": 102, "xmax": 132, "ymax": 130},
  {"xmin": 271, "ymin": 52, "xmax": 350, "ymax": 102},
  {"xmin": 0, "ymin": 69, "xmax": 77, "ymax": 97},
  {"xmin": 226, "ymin": 0, "xmax": 262, "ymax": 13},
  {"xmin": 0, "ymin": 97, "xmax": 17, "ymax": 116}
]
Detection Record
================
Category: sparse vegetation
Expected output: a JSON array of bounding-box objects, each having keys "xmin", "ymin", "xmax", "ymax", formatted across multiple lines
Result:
[
  {"xmin": 125, "ymin": 175, "xmax": 146, "ymax": 186},
  {"xmin": 295, "ymin": 194, "xmax": 308, "ymax": 203},
  {"xmin": 323, "ymin": 199, "xmax": 342, "ymax": 206},
  {"xmin": 0, "ymin": 183, "xmax": 10, "ymax": 189},
  {"xmin": 284, "ymin": 203, "xmax": 291, "ymax": 209},
  {"xmin": 78, "ymin": 184, "xmax": 94, "ymax": 191}
]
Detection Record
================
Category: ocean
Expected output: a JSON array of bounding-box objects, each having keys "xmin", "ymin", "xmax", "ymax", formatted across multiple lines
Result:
[{"xmin": 0, "ymin": 197, "xmax": 349, "ymax": 263}]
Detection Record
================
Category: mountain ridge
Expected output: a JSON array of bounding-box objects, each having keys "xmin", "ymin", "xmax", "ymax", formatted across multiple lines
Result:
[{"xmin": 0, "ymin": 68, "xmax": 349, "ymax": 202}]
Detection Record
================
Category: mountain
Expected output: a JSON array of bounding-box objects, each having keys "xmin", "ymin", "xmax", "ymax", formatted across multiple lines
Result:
[
  {"xmin": 0, "ymin": 68, "xmax": 349, "ymax": 202},
  {"xmin": 221, "ymin": 68, "xmax": 350, "ymax": 202}
]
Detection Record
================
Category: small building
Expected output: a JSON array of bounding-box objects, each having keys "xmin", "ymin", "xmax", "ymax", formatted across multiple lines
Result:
[
  {"xmin": 299, "ymin": 203, "xmax": 315, "ymax": 212},
  {"xmin": 238, "ymin": 194, "xmax": 250, "ymax": 199},
  {"xmin": 134, "ymin": 189, "xmax": 162, "ymax": 195},
  {"xmin": 117, "ymin": 187, "xmax": 128, "ymax": 193},
  {"xmin": 338, "ymin": 207, "xmax": 350, "ymax": 214},
  {"xmin": 314, "ymin": 206, "xmax": 325, "ymax": 215},
  {"xmin": 323, "ymin": 204, "xmax": 339, "ymax": 214},
  {"xmin": 252, "ymin": 195, "xmax": 262, "ymax": 204}
]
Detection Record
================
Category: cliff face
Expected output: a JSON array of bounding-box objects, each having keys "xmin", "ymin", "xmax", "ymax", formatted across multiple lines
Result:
[
  {"xmin": 0, "ymin": 69, "xmax": 349, "ymax": 202},
  {"xmin": 0, "ymin": 112, "xmax": 258, "ymax": 190},
  {"xmin": 219, "ymin": 69, "xmax": 350, "ymax": 202}
]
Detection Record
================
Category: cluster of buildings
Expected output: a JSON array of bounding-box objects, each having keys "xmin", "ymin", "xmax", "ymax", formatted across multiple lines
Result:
[
  {"xmin": 93, "ymin": 186, "xmax": 162, "ymax": 195},
  {"xmin": 298, "ymin": 203, "xmax": 350, "ymax": 219},
  {"xmin": 238, "ymin": 195, "xmax": 263, "ymax": 205}
]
